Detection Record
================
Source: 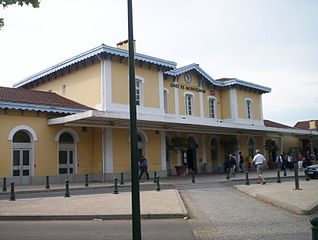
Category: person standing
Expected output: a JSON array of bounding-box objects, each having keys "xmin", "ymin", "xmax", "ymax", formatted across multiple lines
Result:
[
  {"xmin": 239, "ymin": 152, "xmax": 244, "ymax": 173},
  {"xmin": 252, "ymin": 149, "xmax": 267, "ymax": 185},
  {"xmin": 139, "ymin": 155, "xmax": 149, "ymax": 180}
]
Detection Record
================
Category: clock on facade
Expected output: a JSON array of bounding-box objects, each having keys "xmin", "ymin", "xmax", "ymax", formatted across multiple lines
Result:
[{"xmin": 184, "ymin": 74, "xmax": 192, "ymax": 84}]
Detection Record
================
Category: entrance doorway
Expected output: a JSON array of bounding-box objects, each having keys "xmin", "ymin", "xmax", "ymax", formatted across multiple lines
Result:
[
  {"xmin": 12, "ymin": 130, "xmax": 33, "ymax": 184},
  {"xmin": 186, "ymin": 136, "xmax": 198, "ymax": 173},
  {"xmin": 58, "ymin": 132, "xmax": 75, "ymax": 181}
]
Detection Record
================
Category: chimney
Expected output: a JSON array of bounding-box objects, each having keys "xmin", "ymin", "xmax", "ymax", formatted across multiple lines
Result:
[
  {"xmin": 116, "ymin": 40, "xmax": 136, "ymax": 52},
  {"xmin": 309, "ymin": 120, "xmax": 316, "ymax": 130}
]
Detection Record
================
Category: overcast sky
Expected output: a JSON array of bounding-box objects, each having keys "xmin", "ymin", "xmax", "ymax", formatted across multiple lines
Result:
[{"xmin": 0, "ymin": 0, "xmax": 317, "ymax": 126}]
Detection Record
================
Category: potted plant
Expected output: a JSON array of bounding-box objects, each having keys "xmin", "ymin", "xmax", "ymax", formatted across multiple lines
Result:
[{"xmin": 168, "ymin": 136, "xmax": 197, "ymax": 176}]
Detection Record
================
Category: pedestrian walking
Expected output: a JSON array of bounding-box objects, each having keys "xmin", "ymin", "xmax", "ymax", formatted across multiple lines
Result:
[
  {"xmin": 139, "ymin": 155, "xmax": 149, "ymax": 180},
  {"xmin": 252, "ymin": 149, "xmax": 267, "ymax": 184},
  {"xmin": 275, "ymin": 154, "xmax": 283, "ymax": 170},
  {"xmin": 229, "ymin": 154, "xmax": 237, "ymax": 177}
]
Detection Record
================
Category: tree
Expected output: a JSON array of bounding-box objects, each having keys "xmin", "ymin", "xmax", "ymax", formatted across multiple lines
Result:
[
  {"xmin": 0, "ymin": 0, "xmax": 40, "ymax": 30},
  {"xmin": 221, "ymin": 136, "xmax": 238, "ymax": 154},
  {"xmin": 264, "ymin": 139, "xmax": 279, "ymax": 162}
]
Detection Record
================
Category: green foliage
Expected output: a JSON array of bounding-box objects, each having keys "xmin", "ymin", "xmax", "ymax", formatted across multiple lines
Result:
[
  {"xmin": 220, "ymin": 136, "xmax": 238, "ymax": 153},
  {"xmin": 264, "ymin": 139, "xmax": 279, "ymax": 162},
  {"xmin": 0, "ymin": 0, "xmax": 40, "ymax": 29},
  {"xmin": 168, "ymin": 136, "xmax": 197, "ymax": 153}
]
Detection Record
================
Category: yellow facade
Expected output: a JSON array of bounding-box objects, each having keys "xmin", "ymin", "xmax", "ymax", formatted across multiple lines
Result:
[
  {"xmin": 220, "ymin": 89, "xmax": 231, "ymax": 119},
  {"xmin": 0, "ymin": 109, "xmax": 102, "ymax": 178},
  {"xmin": 112, "ymin": 59, "xmax": 160, "ymax": 108},
  {"xmin": 33, "ymin": 63, "xmax": 101, "ymax": 109},
  {"xmin": 237, "ymin": 89, "xmax": 261, "ymax": 120}
]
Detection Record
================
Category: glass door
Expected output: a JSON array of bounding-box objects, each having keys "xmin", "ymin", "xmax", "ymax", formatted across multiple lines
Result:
[
  {"xmin": 59, "ymin": 148, "xmax": 74, "ymax": 181},
  {"xmin": 13, "ymin": 149, "xmax": 31, "ymax": 177}
]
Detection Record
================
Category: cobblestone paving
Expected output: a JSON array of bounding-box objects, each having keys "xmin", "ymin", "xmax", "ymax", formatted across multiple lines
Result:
[{"xmin": 179, "ymin": 183, "xmax": 312, "ymax": 240}]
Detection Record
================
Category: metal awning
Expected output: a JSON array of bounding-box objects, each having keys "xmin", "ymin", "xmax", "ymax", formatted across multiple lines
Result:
[{"xmin": 48, "ymin": 110, "xmax": 318, "ymax": 137}]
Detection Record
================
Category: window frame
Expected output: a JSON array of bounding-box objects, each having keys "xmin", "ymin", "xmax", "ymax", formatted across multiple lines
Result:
[
  {"xmin": 208, "ymin": 96, "xmax": 217, "ymax": 119},
  {"xmin": 184, "ymin": 92, "xmax": 194, "ymax": 116},
  {"xmin": 245, "ymin": 98, "xmax": 253, "ymax": 120}
]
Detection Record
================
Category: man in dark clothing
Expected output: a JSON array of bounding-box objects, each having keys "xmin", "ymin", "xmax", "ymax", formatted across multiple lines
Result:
[{"xmin": 139, "ymin": 155, "xmax": 149, "ymax": 180}]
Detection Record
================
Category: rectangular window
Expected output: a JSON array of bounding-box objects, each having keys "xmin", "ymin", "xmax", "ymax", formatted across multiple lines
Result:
[
  {"xmin": 163, "ymin": 90, "xmax": 168, "ymax": 113},
  {"xmin": 209, "ymin": 98, "xmax": 216, "ymax": 118},
  {"xmin": 246, "ymin": 100, "xmax": 252, "ymax": 119},
  {"xmin": 185, "ymin": 94, "xmax": 193, "ymax": 115},
  {"xmin": 136, "ymin": 80, "xmax": 141, "ymax": 106}
]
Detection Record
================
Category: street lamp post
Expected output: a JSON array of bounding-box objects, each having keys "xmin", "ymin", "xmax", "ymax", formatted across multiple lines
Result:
[{"xmin": 127, "ymin": 0, "xmax": 141, "ymax": 239}]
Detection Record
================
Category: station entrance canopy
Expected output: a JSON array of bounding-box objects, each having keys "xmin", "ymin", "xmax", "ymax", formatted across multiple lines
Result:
[{"xmin": 48, "ymin": 110, "xmax": 318, "ymax": 137}]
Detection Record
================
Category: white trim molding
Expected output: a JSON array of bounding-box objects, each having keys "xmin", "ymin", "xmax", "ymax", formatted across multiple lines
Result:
[
  {"xmin": 229, "ymin": 88, "xmax": 238, "ymax": 122},
  {"xmin": 54, "ymin": 128, "xmax": 79, "ymax": 142},
  {"xmin": 159, "ymin": 71, "xmax": 164, "ymax": 112},
  {"xmin": 199, "ymin": 92, "xmax": 204, "ymax": 118},
  {"xmin": 105, "ymin": 59, "xmax": 112, "ymax": 111},
  {"xmin": 8, "ymin": 125, "xmax": 38, "ymax": 142}
]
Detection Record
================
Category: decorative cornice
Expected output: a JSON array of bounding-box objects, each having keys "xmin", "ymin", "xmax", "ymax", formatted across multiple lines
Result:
[
  {"xmin": 13, "ymin": 44, "xmax": 177, "ymax": 88},
  {"xmin": 164, "ymin": 63, "xmax": 271, "ymax": 93}
]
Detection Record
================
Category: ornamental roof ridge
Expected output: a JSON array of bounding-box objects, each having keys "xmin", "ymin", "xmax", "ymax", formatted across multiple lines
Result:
[
  {"xmin": 223, "ymin": 78, "xmax": 271, "ymax": 93},
  {"xmin": 13, "ymin": 44, "xmax": 177, "ymax": 88},
  {"xmin": 164, "ymin": 63, "xmax": 222, "ymax": 86}
]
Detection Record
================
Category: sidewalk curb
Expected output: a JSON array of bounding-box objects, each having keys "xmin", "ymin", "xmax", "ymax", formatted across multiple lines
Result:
[
  {"xmin": 0, "ymin": 213, "xmax": 186, "ymax": 221},
  {"xmin": 255, "ymin": 193, "xmax": 318, "ymax": 215}
]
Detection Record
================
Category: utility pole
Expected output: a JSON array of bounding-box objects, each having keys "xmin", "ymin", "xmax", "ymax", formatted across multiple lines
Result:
[{"xmin": 127, "ymin": 0, "xmax": 141, "ymax": 239}]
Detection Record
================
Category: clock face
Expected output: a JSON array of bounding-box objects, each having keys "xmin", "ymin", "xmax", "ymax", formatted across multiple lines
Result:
[{"xmin": 184, "ymin": 74, "xmax": 192, "ymax": 83}]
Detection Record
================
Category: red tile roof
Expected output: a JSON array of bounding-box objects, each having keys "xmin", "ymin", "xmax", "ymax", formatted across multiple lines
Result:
[
  {"xmin": 294, "ymin": 120, "xmax": 318, "ymax": 130},
  {"xmin": 0, "ymin": 87, "xmax": 92, "ymax": 111},
  {"xmin": 264, "ymin": 119, "xmax": 294, "ymax": 129}
]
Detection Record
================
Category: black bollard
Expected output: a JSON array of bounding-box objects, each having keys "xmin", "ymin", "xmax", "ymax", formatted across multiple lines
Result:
[
  {"xmin": 85, "ymin": 174, "xmax": 89, "ymax": 187},
  {"xmin": 64, "ymin": 179, "xmax": 70, "ymax": 197},
  {"xmin": 192, "ymin": 170, "xmax": 196, "ymax": 183},
  {"xmin": 277, "ymin": 170, "xmax": 281, "ymax": 183},
  {"xmin": 226, "ymin": 168, "xmax": 230, "ymax": 180},
  {"xmin": 120, "ymin": 172, "xmax": 124, "ymax": 185},
  {"xmin": 245, "ymin": 171, "xmax": 250, "ymax": 185},
  {"xmin": 292, "ymin": 150, "xmax": 301, "ymax": 190},
  {"xmin": 9, "ymin": 182, "xmax": 15, "ymax": 201},
  {"xmin": 45, "ymin": 176, "xmax": 50, "ymax": 190},
  {"xmin": 2, "ymin": 178, "xmax": 7, "ymax": 192},
  {"xmin": 156, "ymin": 176, "xmax": 160, "ymax": 191},
  {"xmin": 113, "ymin": 177, "xmax": 118, "ymax": 194},
  {"xmin": 311, "ymin": 216, "xmax": 318, "ymax": 240},
  {"xmin": 153, "ymin": 171, "xmax": 157, "ymax": 183},
  {"xmin": 283, "ymin": 167, "xmax": 287, "ymax": 177}
]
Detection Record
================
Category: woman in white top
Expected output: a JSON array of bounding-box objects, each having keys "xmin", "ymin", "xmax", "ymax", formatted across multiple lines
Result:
[{"xmin": 252, "ymin": 149, "xmax": 267, "ymax": 184}]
